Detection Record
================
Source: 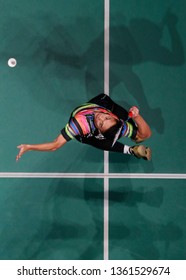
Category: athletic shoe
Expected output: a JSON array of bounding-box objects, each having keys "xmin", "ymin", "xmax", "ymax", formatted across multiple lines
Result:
[{"xmin": 130, "ymin": 145, "xmax": 152, "ymax": 161}]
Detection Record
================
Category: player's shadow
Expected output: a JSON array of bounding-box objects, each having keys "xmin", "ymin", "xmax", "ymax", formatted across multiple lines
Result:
[
  {"xmin": 109, "ymin": 186, "xmax": 164, "ymax": 207},
  {"xmin": 84, "ymin": 11, "xmax": 184, "ymax": 134},
  {"xmin": 3, "ymin": 12, "xmax": 184, "ymax": 136},
  {"xmin": 0, "ymin": 178, "xmax": 184, "ymax": 260},
  {"xmin": 81, "ymin": 180, "xmax": 183, "ymax": 260},
  {"xmin": 107, "ymin": 184, "xmax": 183, "ymax": 259},
  {"xmin": 14, "ymin": 179, "xmax": 105, "ymax": 260},
  {"xmin": 33, "ymin": 11, "xmax": 184, "ymax": 134}
]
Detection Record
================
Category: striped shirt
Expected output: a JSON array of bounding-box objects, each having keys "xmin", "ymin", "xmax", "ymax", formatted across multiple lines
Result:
[{"xmin": 61, "ymin": 103, "xmax": 134, "ymax": 141}]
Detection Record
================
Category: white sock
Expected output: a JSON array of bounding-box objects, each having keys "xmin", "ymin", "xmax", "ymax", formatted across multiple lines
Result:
[{"xmin": 123, "ymin": 145, "xmax": 132, "ymax": 154}]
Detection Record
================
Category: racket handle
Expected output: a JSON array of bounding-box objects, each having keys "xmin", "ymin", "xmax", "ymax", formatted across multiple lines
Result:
[
  {"xmin": 128, "ymin": 111, "xmax": 133, "ymax": 118},
  {"xmin": 128, "ymin": 106, "xmax": 139, "ymax": 119}
]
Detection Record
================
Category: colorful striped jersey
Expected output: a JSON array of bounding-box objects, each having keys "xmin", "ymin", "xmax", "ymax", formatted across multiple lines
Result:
[{"xmin": 61, "ymin": 103, "xmax": 134, "ymax": 141}]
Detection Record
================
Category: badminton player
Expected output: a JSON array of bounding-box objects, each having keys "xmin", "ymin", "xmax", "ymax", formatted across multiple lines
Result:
[{"xmin": 16, "ymin": 94, "xmax": 152, "ymax": 161}]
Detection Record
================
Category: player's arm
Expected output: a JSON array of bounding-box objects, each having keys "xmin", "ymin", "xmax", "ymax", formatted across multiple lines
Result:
[
  {"xmin": 129, "ymin": 106, "xmax": 152, "ymax": 142},
  {"xmin": 16, "ymin": 134, "xmax": 67, "ymax": 161},
  {"xmin": 133, "ymin": 114, "xmax": 151, "ymax": 142}
]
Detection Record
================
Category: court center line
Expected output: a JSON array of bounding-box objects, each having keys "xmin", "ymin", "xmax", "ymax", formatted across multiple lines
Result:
[{"xmin": 104, "ymin": 0, "xmax": 110, "ymax": 261}]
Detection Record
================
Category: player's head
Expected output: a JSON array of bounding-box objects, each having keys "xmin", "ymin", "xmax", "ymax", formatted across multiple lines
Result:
[
  {"xmin": 94, "ymin": 111, "xmax": 123, "ymax": 145},
  {"xmin": 94, "ymin": 112, "xmax": 118, "ymax": 133}
]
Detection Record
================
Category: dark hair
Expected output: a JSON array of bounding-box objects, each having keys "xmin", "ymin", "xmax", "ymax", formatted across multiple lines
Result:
[{"xmin": 103, "ymin": 120, "xmax": 123, "ymax": 140}]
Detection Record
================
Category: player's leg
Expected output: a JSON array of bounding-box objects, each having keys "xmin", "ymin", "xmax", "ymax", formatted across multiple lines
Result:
[{"xmin": 79, "ymin": 137, "xmax": 151, "ymax": 160}]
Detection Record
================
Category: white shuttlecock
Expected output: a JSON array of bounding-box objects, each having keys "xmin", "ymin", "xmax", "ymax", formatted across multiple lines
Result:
[{"xmin": 8, "ymin": 58, "xmax": 17, "ymax": 67}]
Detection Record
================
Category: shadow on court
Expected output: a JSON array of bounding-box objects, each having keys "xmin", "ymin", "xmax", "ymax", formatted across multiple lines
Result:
[
  {"xmin": 41, "ymin": 11, "xmax": 183, "ymax": 134},
  {"xmin": 0, "ymin": 177, "xmax": 185, "ymax": 260},
  {"xmin": 0, "ymin": 179, "xmax": 103, "ymax": 260},
  {"xmin": 2, "ymin": 11, "xmax": 184, "ymax": 135}
]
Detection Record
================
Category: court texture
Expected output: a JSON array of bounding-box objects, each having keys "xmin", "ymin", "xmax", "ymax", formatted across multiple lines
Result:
[{"xmin": 0, "ymin": 0, "xmax": 186, "ymax": 260}]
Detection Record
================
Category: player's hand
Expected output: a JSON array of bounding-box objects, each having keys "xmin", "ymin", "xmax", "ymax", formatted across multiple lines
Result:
[
  {"xmin": 162, "ymin": 9, "xmax": 178, "ymax": 27},
  {"xmin": 129, "ymin": 106, "xmax": 139, "ymax": 118},
  {"xmin": 16, "ymin": 144, "xmax": 30, "ymax": 161}
]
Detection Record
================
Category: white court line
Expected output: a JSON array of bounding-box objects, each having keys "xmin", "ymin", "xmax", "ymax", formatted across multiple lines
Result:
[
  {"xmin": 104, "ymin": 0, "xmax": 110, "ymax": 260},
  {"xmin": 0, "ymin": 173, "xmax": 186, "ymax": 179}
]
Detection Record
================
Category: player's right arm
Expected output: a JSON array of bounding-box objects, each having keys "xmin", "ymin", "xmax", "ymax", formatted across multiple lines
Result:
[
  {"xmin": 129, "ymin": 106, "xmax": 152, "ymax": 142},
  {"xmin": 16, "ymin": 134, "xmax": 67, "ymax": 161}
]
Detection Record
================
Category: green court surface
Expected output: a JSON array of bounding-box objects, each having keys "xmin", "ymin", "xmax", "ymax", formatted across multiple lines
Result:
[
  {"xmin": 0, "ymin": 178, "xmax": 103, "ymax": 260},
  {"xmin": 109, "ymin": 179, "xmax": 186, "ymax": 260},
  {"xmin": 0, "ymin": 0, "xmax": 186, "ymax": 260}
]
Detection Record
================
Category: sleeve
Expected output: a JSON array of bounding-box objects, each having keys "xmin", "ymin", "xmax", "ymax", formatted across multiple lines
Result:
[
  {"xmin": 61, "ymin": 124, "xmax": 74, "ymax": 142},
  {"xmin": 61, "ymin": 114, "xmax": 84, "ymax": 141},
  {"xmin": 120, "ymin": 121, "xmax": 137, "ymax": 140}
]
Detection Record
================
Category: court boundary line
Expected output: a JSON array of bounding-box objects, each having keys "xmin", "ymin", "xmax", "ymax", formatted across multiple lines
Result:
[{"xmin": 0, "ymin": 172, "xmax": 186, "ymax": 179}]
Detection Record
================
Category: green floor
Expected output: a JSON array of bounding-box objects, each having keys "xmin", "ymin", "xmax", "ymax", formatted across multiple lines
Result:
[
  {"xmin": 0, "ymin": 0, "xmax": 186, "ymax": 260},
  {"xmin": 0, "ymin": 178, "xmax": 103, "ymax": 260},
  {"xmin": 109, "ymin": 179, "xmax": 186, "ymax": 260}
]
